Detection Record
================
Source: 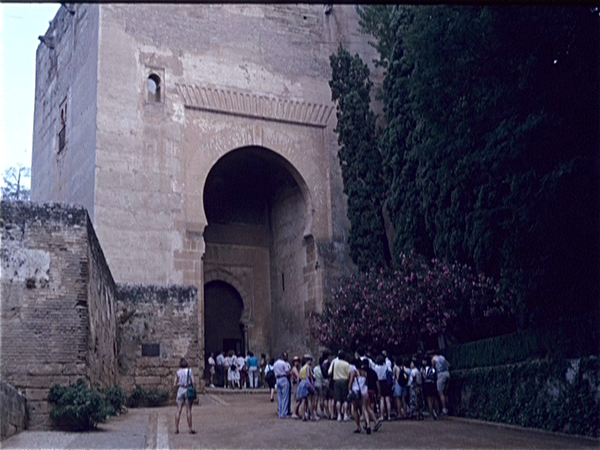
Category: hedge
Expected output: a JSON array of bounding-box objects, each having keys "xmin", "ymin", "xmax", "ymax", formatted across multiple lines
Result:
[
  {"xmin": 449, "ymin": 357, "xmax": 600, "ymax": 437},
  {"xmin": 445, "ymin": 316, "xmax": 599, "ymax": 370}
]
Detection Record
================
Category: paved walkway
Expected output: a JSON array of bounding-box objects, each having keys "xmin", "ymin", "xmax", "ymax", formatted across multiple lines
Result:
[{"xmin": 3, "ymin": 390, "xmax": 598, "ymax": 449}]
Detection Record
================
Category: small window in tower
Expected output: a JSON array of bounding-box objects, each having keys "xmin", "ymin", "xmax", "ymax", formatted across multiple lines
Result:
[
  {"xmin": 147, "ymin": 74, "xmax": 161, "ymax": 103},
  {"xmin": 58, "ymin": 100, "xmax": 67, "ymax": 153}
]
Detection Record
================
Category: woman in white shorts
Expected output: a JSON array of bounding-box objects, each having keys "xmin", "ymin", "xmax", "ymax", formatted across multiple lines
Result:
[{"xmin": 174, "ymin": 358, "xmax": 196, "ymax": 434}]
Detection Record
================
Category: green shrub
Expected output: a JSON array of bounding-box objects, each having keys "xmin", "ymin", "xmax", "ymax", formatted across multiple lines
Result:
[
  {"xmin": 446, "ymin": 316, "xmax": 599, "ymax": 370},
  {"xmin": 126, "ymin": 385, "xmax": 147, "ymax": 408},
  {"xmin": 449, "ymin": 357, "xmax": 600, "ymax": 437},
  {"xmin": 147, "ymin": 388, "xmax": 170, "ymax": 407},
  {"xmin": 102, "ymin": 385, "xmax": 126, "ymax": 416},
  {"xmin": 127, "ymin": 385, "xmax": 170, "ymax": 408},
  {"xmin": 48, "ymin": 379, "xmax": 109, "ymax": 431}
]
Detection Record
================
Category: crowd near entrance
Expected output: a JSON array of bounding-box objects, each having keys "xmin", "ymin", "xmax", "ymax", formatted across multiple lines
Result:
[{"xmin": 204, "ymin": 280, "xmax": 245, "ymax": 358}]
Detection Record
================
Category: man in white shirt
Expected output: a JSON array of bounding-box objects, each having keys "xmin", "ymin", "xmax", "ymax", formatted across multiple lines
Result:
[{"xmin": 273, "ymin": 352, "xmax": 291, "ymax": 418}]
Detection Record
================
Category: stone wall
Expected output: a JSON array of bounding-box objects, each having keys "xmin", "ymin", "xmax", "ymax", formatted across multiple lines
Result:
[
  {"xmin": 31, "ymin": 5, "xmax": 99, "ymax": 217},
  {"xmin": 28, "ymin": 3, "xmax": 380, "ymax": 393},
  {"xmin": 0, "ymin": 381, "xmax": 27, "ymax": 440},
  {"xmin": 85, "ymin": 216, "xmax": 118, "ymax": 386},
  {"xmin": 116, "ymin": 284, "xmax": 199, "ymax": 394},
  {"xmin": 0, "ymin": 201, "xmax": 117, "ymax": 429}
]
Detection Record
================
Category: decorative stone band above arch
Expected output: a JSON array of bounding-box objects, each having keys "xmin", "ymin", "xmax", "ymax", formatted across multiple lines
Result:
[
  {"xmin": 203, "ymin": 266, "xmax": 253, "ymax": 325},
  {"xmin": 175, "ymin": 83, "xmax": 334, "ymax": 128}
]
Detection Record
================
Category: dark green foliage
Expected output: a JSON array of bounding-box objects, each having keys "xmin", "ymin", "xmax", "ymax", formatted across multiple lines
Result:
[
  {"xmin": 353, "ymin": 5, "xmax": 599, "ymax": 331},
  {"xmin": 446, "ymin": 315, "xmax": 599, "ymax": 370},
  {"xmin": 146, "ymin": 388, "xmax": 170, "ymax": 407},
  {"xmin": 101, "ymin": 384, "xmax": 126, "ymax": 416},
  {"xmin": 329, "ymin": 44, "xmax": 390, "ymax": 271},
  {"xmin": 449, "ymin": 357, "xmax": 600, "ymax": 437},
  {"xmin": 48, "ymin": 379, "xmax": 109, "ymax": 431},
  {"xmin": 126, "ymin": 385, "xmax": 170, "ymax": 408}
]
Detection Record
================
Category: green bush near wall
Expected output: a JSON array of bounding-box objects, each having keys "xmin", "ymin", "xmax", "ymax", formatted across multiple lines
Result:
[
  {"xmin": 449, "ymin": 357, "xmax": 600, "ymax": 437},
  {"xmin": 48, "ymin": 379, "xmax": 110, "ymax": 431},
  {"xmin": 445, "ymin": 316, "xmax": 598, "ymax": 370},
  {"xmin": 126, "ymin": 385, "xmax": 170, "ymax": 408}
]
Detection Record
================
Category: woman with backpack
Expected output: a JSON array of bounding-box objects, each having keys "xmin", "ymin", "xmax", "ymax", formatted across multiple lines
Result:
[
  {"xmin": 264, "ymin": 358, "xmax": 276, "ymax": 402},
  {"xmin": 422, "ymin": 355, "xmax": 439, "ymax": 420},
  {"xmin": 393, "ymin": 358, "xmax": 409, "ymax": 419}
]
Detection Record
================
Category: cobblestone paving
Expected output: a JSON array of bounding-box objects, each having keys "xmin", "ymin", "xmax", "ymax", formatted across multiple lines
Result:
[{"xmin": 3, "ymin": 390, "xmax": 599, "ymax": 449}]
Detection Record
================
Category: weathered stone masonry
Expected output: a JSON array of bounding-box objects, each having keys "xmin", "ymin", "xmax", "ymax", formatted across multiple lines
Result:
[
  {"xmin": 0, "ymin": 381, "xmax": 27, "ymax": 440},
  {"xmin": 116, "ymin": 284, "xmax": 199, "ymax": 394},
  {"xmin": 0, "ymin": 201, "xmax": 199, "ymax": 431},
  {"xmin": 1, "ymin": 201, "xmax": 117, "ymax": 429},
  {"xmin": 31, "ymin": 4, "xmax": 384, "ymax": 363}
]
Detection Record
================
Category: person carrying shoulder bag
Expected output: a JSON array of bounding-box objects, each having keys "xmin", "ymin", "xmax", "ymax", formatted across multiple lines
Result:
[{"xmin": 174, "ymin": 358, "xmax": 197, "ymax": 434}]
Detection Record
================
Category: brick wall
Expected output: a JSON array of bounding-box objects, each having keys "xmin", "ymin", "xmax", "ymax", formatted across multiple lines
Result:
[
  {"xmin": 0, "ymin": 201, "xmax": 117, "ymax": 429},
  {"xmin": 116, "ymin": 284, "xmax": 199, "ymax": 395}
]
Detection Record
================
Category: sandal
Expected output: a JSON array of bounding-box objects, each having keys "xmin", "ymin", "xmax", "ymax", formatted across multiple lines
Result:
[{"xmin": 375, "ymin": 419, "xmax": 383, "ymax": 432}]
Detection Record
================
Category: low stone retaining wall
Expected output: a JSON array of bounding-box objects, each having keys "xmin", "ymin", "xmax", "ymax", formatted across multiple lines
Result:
[{"xmin": 1, "ymin": 381, "xmax": 27, "ymax": 440}]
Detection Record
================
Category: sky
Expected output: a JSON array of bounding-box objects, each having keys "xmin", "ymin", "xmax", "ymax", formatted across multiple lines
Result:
[{"xmin": 0, "ymin": 3, "xmax": 61, "ymax": 189}]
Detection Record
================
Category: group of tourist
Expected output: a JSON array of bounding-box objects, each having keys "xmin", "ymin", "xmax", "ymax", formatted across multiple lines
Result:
[
  {"xmin": 266, "ymin": 348, "xmax": 450, "ymax": 434},
  {"xmin": 207, "ymin": 350, "xmax": 263, "ymax": 389},
  {"xmin": 176, "ymin": 347, "xmax": 450, "ymax": 435}
]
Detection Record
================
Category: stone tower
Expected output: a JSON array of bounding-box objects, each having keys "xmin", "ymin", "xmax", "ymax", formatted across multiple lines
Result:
[{"xmin": 31, "ymin": 4, "xmax": 380, "ymax": 360}]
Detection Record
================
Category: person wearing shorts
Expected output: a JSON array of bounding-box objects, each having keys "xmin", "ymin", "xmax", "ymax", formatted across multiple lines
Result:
[
  {"xmin": 174, "ymin": 358, "xmax": 196, "ymax": 434},
  {"xmin": 328, "ymin": 350, "xmax": 351, "ymax": 421},
  {"xmin": 432, "ymin": 353, "xmax": 450, "ymax": 415}
]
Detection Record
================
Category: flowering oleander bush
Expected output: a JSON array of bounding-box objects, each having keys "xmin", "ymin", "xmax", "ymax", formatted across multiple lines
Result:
[{"xmin": 310, "ymin": 252, "xmax": 515, "ymax": 354}]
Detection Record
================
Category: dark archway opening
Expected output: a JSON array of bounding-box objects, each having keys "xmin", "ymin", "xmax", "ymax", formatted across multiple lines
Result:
[
  {"xmin": 203, "ymin": 146, "xmax": 300, "ymax": 226},
  {"xmin": 203, "ymin": 146, "xmax": 311, "ymax": 357},
  {"xmin": 204, "ymin": 280, "xmax": 244, "ymax": 356}
]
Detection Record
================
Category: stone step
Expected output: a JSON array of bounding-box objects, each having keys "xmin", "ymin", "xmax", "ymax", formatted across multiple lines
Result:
[{"xmin": 204, "ymin": 386, "xmax": 270, "ymax": 395}]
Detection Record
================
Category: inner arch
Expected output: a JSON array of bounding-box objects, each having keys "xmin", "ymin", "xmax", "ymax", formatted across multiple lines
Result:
[
  {"xmin": 204, "ymin": 280, "xmax": 244, "ymax": 357},
  {"xmin": 203, "ymin": 146, "xmax": 312, "ymax": 234},
  {"xmin": 202, "ymin": 145, "xmax": 315, "ymax": 357}
]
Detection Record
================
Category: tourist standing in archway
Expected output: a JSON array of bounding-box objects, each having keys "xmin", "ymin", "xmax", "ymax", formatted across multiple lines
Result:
[
  {"xmin": 208, "ymin": 352, "xmax": 216, "ymax": 388},
  {"xmin": 247, "ymin": 352, "xmax": 259, "ymax": 388}
]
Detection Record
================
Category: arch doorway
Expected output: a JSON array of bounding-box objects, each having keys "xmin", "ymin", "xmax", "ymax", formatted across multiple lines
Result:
[
  {"xmin": 202, "ymin": 145, "xmax": 315, "ymax": 357},
  {"xmin": 204, "ymin": 280, "xmax": 245, "ymax": 357}
]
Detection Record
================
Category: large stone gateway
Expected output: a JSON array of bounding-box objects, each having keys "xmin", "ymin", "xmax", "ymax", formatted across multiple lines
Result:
[{"xmin": 30, "ymin": 4, "xmax": 380, "ymax": 366}]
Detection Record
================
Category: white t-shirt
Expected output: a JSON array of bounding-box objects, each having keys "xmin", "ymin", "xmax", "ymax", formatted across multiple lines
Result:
[
  {"xmin": 177, "ymin": 368, "xmax": 192, "ymax": 387},
  {"xmin": 409, "ymin": 367, "xmax": 422, "ymax": 386},
  {"xmin": 273, "ymin": 359, "xmax": 290, "ymax": 377}
]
